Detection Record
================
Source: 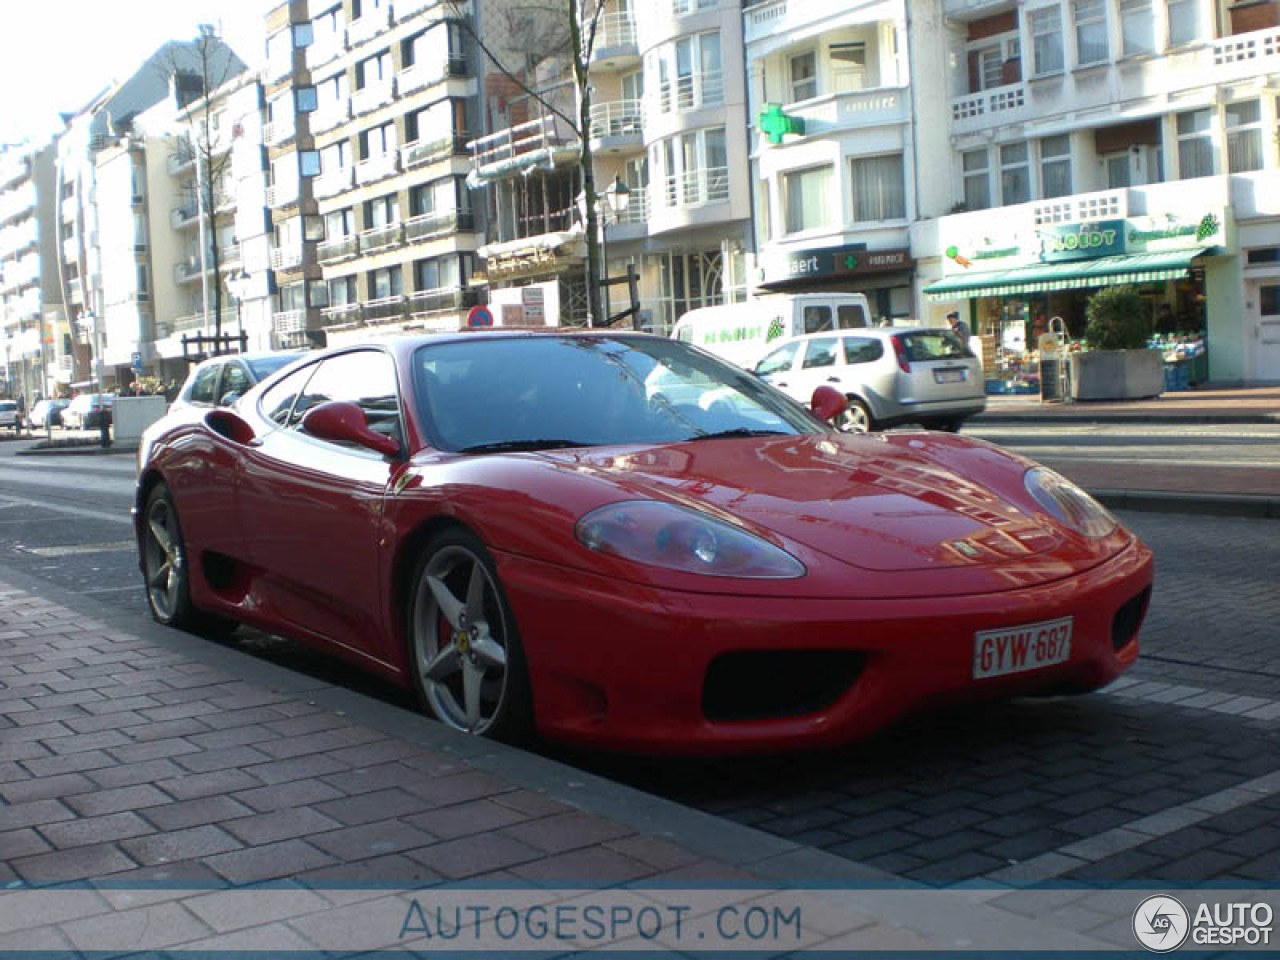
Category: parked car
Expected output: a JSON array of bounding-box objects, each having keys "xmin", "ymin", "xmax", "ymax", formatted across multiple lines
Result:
[
  {"xmin": 64, "ymin": 394, "xmax": 114, "ymax": 430},
  {"xmin": 754, "ymin": 326, "xmax": 987, "ymax": 433},
  {"xmin": 135, "ymin": 331, "xmax": 1152, "ymax": 754},
  {"xmin": 29, "ymin": 399, "xmax": 69, "ymax": 429},
  {"xmin": 171, "ymin": 351, "xmax": 305, "ymax": 413},
  {"xmin": 0, "ymin": 400, "xmax": 21, "ymax": 433}
]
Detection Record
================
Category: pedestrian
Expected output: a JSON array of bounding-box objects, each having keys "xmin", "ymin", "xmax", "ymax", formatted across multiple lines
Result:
[{"xmin": 947, "ymin": 310, "xmax": 972, "ymax": 345}]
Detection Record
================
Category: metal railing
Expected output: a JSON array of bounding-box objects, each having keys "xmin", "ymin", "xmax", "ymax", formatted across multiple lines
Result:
[
  {"xmin": 588, "ymin": 99, "xmax": 643, "ymax": 140},
  {"xmin": 364, "ymin": 293, "xmax": 407, "ymax": 322},
  {"xmin": 469, "ymin": 115, "xmax": 574, "ymax": 168},
  {"xmin": 360, "ymin": 222, "xmax": 403, "ymax": 252},
  {"xmin": 660, "ymin": 166, "xmax": 729, "ymax": 208},
  {"xmin": 656, "ymin": 70, "xmax": 724, "ymax": 113},
  {"xmin": 612, "ymin": 186, "xmax": 648, "ymax": 224},
  {"xmin": 356, "ymin": 152, "xmax": 401, "ymax": 185},
  {"xmin": 318, "ymin": 234, "xmax": 359, "ymax": 263},
  {"xmin": 313, "ymin": 166, "xmax": 355, "ymax": 200},
  {"xmin": 404, "ymin": 209, "xmax": 472, "ymax": 242},
  {"xmin": 408, "ymin": 286, "xmax": 472, "ymax": 315},
  {"xmin": 590, "ymin": 11, "xmax": 637, "ymax": 52}
]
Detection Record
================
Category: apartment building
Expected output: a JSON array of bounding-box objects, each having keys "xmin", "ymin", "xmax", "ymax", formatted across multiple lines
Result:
[
  {"xmin": 263, "ymin": 0, "xmax": 483, "ymax": 350},
  {"xmin": 0, "ymin": 143, "xmax": 64, "ymax": 402},
  {"xmin": 916, "ymin": 0, "xmax": 1280, "ymax": 385},
  {"xmin": 743, "ymin": 0, "xmax": 926, "ymax": 325}
]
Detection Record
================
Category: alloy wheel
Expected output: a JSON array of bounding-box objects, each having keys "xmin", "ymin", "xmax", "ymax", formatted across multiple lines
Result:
[{"xmin": 144, "ymin": 496, "xmax": 184, "ymax": 621}]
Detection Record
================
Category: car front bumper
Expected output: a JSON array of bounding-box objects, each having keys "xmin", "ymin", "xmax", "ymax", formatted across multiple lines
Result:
[{"xmin": 497, "ymin": 539, "xmax": 1153, "ymax": 754}]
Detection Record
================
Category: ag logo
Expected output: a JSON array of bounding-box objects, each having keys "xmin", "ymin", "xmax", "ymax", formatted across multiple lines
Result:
[{"xmin": 1134, "ymin": 895, "xmax": 1190, "ymax": 952}]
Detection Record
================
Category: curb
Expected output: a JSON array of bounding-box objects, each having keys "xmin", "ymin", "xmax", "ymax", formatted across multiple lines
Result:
[
  {"xmin": 1091, "ymin": 488, "xmax": 1280, "ymax": 519},
  {"xmin": 974, "ymin": 412, "xmax": 1280, "ymax": 426}
]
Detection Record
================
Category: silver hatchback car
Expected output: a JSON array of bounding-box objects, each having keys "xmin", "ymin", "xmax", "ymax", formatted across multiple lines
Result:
[{"xmin": 754, "ymin": 327, "xmax": 986, "ymax": 432}]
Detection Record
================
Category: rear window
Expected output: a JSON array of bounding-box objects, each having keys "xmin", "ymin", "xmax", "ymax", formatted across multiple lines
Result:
[
  {"xmin": 247, "ymin": 353, "xmax": 303, "ymax": 379},
  {"xmin": 898, "ymin": 330, "xmax": 972, "ymax": 361},
  {"xmin": 843, "ymin": 337, "xmax": 884, "ymax": 365}
]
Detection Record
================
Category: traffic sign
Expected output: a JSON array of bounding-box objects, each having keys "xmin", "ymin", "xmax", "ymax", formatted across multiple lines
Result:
[{"xmin": 467, "ymin": 305, "xmax": 494, "ymax": 328}]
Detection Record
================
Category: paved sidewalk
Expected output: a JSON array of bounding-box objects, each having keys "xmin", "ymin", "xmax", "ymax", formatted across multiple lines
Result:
[
  {"xmin": 976, "ymin": 385, "xmax": 1280, "ymax": 424},
  {"xmin": 0, "ymin": 566, "xmax": 1127, "ymax": 955}
]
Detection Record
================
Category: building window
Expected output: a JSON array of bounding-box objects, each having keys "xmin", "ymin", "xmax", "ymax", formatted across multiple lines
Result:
[
  {"xmin": 1104, "ymin": 152, "xmax": 1130, "ymax": 189},
  {"xmin": 414, "ymin": 255, "xmax": 463, "ymax": 291},
  {"xmin": 369, "ymin": 265, "xmax": 402, "ymax": 299},
  {"xmin": 317, "ymin": 73, "xmax": 349, "ymax": 112},
  {"xmin": 1120, "ymin": 0, "xmax": 1154, "ymax": 55},
  {"xmin": 1225, "ymin": 100, "xmax": 1263, "ymax": 173},
  {"xmin": 1030, "ymin": 6, "xmax": 1065, "ymax": 76},
  {"xmin": 292, "ymin": 22, "xmax": 313, "ymax": 47},
  {"xmin": 661, "ymin": 31, "xmax": 722, "ymax": 112},
  {"xmin": 963, "ymin": 149, "xmax": 990, "ymax": 210},
  {"xmin": 366, "ymin": 194, "xmax": 400, "ymax": 228},
  {"xmin": 1167, "ymin": 0, "xmax": 1201, "ymax": 45},
  {"xmin": 789, "ymin": 51, "xmax": 817, "ymax": 103},
  {"xmin": 321, "ymin": 140, "xmax": 350, "ymax": 173},
  {"xmin": 850, "ymin": 154, "xmax": 906, "ymax": 222},
  {"xmin": 977, "ymin": 38, "xmax": 1020, "ymax": 90},
  {"xmin": 296, "ymin": 87, "xmax": 317, "ymax": 112},
  {"xmin": 329, "ymin": 275, "xmax": 358, "ymax": 305},
  {"xmin": 830, "ymin": 42, "xmax": 868, "ymax": 92},
  {"xmin": 660, "ymin": 127, "xmax": 728, "ymax": 207},
  {"xmin": 782, "ymin": 166, "xmax": 832, "ymax": 234},
  {"xmin": 1000, "ymin": 142, "xmax": 1031, "ymax": 204},
  {"xmin": 325, "ymin": 208, "xmax": 354, "ymax": 239},
  {"xmin": 300, "ymin": 150, "xmax": 321, "ymax": 177},
  {"xmin": 1073, "ymin": 0, "xmax": 1108, "ymax": 65},
  {"xmin": 356, "ymin": 50, "xmax": 392, "ymax": 88},
  {"xmin": 360, "ymin": 121, "xmax": 397, "ymax": 159},
  {"xmin": 1040, "ymin": 135, "xmax": 1072, "ymax": 198},
  {"xmin": 1176, "ymin": 109, "xmax": 1214, "ymax": 179}
]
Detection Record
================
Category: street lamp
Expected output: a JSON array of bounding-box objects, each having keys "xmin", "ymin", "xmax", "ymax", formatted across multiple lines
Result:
[
  {"xmin": 226, "ymin": 269, "xmax": 251, "ymax": 354},
  {"xmin": 599, "ymin": 176, "xmax": 632, "ymax": 322}
]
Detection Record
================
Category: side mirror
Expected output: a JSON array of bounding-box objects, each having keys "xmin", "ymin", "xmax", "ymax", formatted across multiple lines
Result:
[
  {"xmin": 301, "ymin": 401, "xmax": 400, "ymax": 458},
  {"xmin": 810, "ymin": 385, "xmax": 849, "ymax": 424}
]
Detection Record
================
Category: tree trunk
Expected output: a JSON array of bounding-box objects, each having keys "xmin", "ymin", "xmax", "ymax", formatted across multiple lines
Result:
[{"xmin": 568, "ymin": 0, "xmax": 604, "ymax": 328}]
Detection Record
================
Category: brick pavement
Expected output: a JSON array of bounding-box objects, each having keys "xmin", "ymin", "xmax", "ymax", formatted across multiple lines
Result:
[{"xmin": 979, "ymin": 385, "xmax": 1280, "ymax": 422}]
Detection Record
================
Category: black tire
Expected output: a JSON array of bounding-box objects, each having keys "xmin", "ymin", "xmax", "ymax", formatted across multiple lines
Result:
[
  {"xmin": 406, "ymin": 527, "xmax": 533, "ymax": 743},
  {"xmin": 836, "ymin": 397, "xmax": 876, "ymax": 434},
  {"xmin": 141, "ymin": 483, "xmax": 237, "ymax": 638},
  {"xmin": 936, "ymin": 418, "xmax": 964, "ymax": 433}
]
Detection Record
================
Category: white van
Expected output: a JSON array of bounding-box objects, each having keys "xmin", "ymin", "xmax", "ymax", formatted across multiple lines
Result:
[{"xmin": 672, "ymin": 293, "xmax": 873, "ymax": 369}]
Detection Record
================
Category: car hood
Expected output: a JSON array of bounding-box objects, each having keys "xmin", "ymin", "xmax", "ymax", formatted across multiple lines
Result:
[{"xmin": 544, "ymin": 432, "xmax": 1083, "ymax": 574}]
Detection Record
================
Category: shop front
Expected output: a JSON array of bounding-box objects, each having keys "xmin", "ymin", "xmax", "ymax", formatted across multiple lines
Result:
[
  {"xmin": 925, "ymin": 209, "xmax": 1226, "ymax": 395},
  {"xmin": 756, "ymin": 243, "xmax": 914, "ymax": 327}
]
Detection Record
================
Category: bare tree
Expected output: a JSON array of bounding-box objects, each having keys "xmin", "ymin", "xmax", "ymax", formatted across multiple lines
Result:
[
  {"xmin": 449, "ymin": 0, "xmax": 612, "ymax": 326},
  {"xmin": 155, "ymin": 27, "xmax": 245, "ymax": 352}
]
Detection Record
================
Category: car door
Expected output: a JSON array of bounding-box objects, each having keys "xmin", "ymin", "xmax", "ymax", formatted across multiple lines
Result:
[
  {"xmin": 754, "ymin": 340, "xmax": 802, "ymax": 401},
  {"xmin": 789, "ymin": 336, "xmax": 842, "ymax": 405},
  {"xmin": 238, "ymin": 349, "xmax": 404, "ymax": 664}
]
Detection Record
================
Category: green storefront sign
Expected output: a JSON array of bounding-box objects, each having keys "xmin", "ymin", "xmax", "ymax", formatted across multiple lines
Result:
[{"xmin": 1039, "ymin": 220, "xmax": 1125, "ymax": 262}]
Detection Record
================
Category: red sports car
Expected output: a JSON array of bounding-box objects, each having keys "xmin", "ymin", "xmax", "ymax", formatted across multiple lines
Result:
[{"xmin": 135, "ymin": 331, "xmax": 1152, "ymax": 754}]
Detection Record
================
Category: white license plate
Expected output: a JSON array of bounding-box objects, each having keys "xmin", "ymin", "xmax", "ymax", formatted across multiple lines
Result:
[
  {"xmin": 934, "ymin": 368, "xmax": 966, "ymax": 384},
  {"xmin": 973, "ymin": 616, "xmax": 1073, "ymax": 679}
]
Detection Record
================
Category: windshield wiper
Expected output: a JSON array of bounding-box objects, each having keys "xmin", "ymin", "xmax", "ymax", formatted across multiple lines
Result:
[
  {"xmin": 686, "ymin": 428, "xmax": 788, "ymax": 442},
  {"xmin": 456, "ymin": 439, "xmax": 596, "ymax": 455}
]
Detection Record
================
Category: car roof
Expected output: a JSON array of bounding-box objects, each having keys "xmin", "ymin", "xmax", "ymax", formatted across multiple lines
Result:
[{"xmin": 766, "ymin": 326, "xmax": 946, "ymax": 346}]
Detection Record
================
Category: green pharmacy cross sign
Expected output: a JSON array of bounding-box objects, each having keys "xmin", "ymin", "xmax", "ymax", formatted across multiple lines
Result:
[{"xmin": 760, "ymin": 104, "xmax": 805, "ymax": 145}]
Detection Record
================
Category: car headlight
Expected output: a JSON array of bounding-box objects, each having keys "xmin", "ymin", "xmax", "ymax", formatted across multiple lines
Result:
[
  {"xmin": 575, "ymin": 501, "xmax": 806, "ymax": 579},
  {"xmin": 1024, "ymin": 467, "xmax": 1117, "ymax": 538}
]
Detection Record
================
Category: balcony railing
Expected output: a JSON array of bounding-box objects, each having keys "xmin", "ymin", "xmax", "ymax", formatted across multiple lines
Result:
[
  {"xmin": 361, "ymin": 222, "xmax": 403, "ymax": 253},
  {"xmin": 318, "ymin": 234, "xmax": 359, "ymax": 263},
  {"xmin": 356, "ymin": 151, "xmax": 401, "ymax": 185},
  {"xmin": 348, "ymin": 5, "xmax": 392, "ymax": 45},
  {"xmin": 320, "ymin": 302, "xmax": 363, "ymax": 327},
  {"xmin": 306, "ymin": 30, "xmax": 347, "ymax": 69},
  {"xmin": 156, "ymin": 309, "xmax": 236, "ymax": 339},
  {"xmin": 174, "ymin": 255, "xmax": 212, "ymax": 284},
  {"xmin": 167, "ymin": 149, "xmax": 196, "ymax": 175},
  {"xmin": 364, "ymin": 294, "xmax": 407, "ymax": 323},
  {"xmin": 171, "ymin": 206, "xmax": 199, "ymax": 229},
  {"xmin": 401, "ymin": 134, "xmax": 468, "ymax": 170},
  {"xmin": 273, "ymin": 309, "xmax": 307, "ymax": 334},
  {"xmin": 264, "ymin": 117, "xmax": 296, "ymax": 146},
  {"xmin": 218, "ymin": 242, "xmax": 241, "ymax": 266},
  {"xmin": 656, "ymin": 70, "xmax": 724, "ymax": 114},
  {"xmin": 470, "ymin": 116, "xmax": 574, "ymax": 169},
  {"xmin": 1213, "ymin": 24, "xmax": 1280, "ymax": 65},
  {"xmin": 408, "ymin": 286, "xmax": 472, "ymax": 316},
  {"xmin": 590, "ymin": 12, "xmax": 637, "ymax": 54},
  {"xmin": 661, "ymin": 166, "xmax": 729, "ymax": 208},
  {"xmin": 588, "ymin": 99, "xmax": 643, "ymax": 141},
  {"xmin": 405, "ymin": 209, "xmax": 473, "ymax": 243},
  {"xmin": 352, "ymin": 77, "xmax": 395, "ymax": 116},
  {"xmin": 267, "ymin": 181, "xmax": 300, "ymax": 208},
  {"xmin": 310, "ymin": 101, "xmax": 351, "ymax": 134},
  {"xmin": 612, "ymin": 186, "xmax": 648, "ymax": 225},
  {"xmin": 951, "ymin": 83, "xmax": 1027, "ymax": 123},
  {"xmin": 270, "ymin": 243, "xmax": 305, "ymax": 271},
  {"xmin": 313, "ymin": 166, "xmax": 355, "ymax": 200}
]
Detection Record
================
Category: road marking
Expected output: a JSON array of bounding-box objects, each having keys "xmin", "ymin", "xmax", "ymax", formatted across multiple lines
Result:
[
  {"xmin": 1103, "ymin": 674, "xmax": 1280, "ymax": 719},
  {"xmin": 21, "ymin": 541, "xmax": 136, "ymax": 557},
  {"xmin": 0, "ymin": 493, "xmax": 132, "ymax": 525}
]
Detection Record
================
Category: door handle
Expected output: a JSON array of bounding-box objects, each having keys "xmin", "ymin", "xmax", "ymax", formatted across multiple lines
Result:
[
  {"xmin": 826, "ymin": 377, "xmax": 840, "ymax": 383},
  {"xmin": 777, "ymin": 381, "xmax": 788, "ymax": 388}
]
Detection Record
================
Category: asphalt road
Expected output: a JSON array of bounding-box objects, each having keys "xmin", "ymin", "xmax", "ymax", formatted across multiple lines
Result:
[{"xmin": 1, "ymin": 428, "xmax": 1279, "ymax": 885}]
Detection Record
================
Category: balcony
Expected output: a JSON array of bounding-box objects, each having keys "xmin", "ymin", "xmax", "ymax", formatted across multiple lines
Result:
[
  {"xmin": 408, "ymin": 286, "xmax": 473, "ymax": 316},
  {"xmin": 219, "ymin": 242, "xmax": 242, "ymax": 266},
  {"xmin": 306, "ymin": 30, "xmax": 347, "ymax": 69},
  {"xmin": 348, "ymin": 5, "xmax": 392, "ymax": 46},
  {"xmin": 264, "ymin": 116, "xmax": 297, "ymax": 146},
  {"xmin": 361, "ymin": 221, "xmax": 403, "ymax": 253},
  {"xmin": 270, "ymin": 242, "xmax": 305, "ymax": 271},
  {"xmin": 268, "ymin": 48, "xmax": 295, "ymax": 83},
  {"xmin": 273, "ymin": 309, "xmax": 307, "ymax": 334},
  {"xmin": 764, "ymin": 88, "xmax": 909, "ymax": 146},
  {"xmin": 318, "ymin": 234, "xmax": 359, "ymax": 263},
  {"xmin": 167, "ymin": 148, "xmax": 196, "ymax": 175},
  {"xmin": 660, "ymin": 166, "xmax": 729, "ymax": 208},
  {"xmin": 364, "ymin": 294, "xmax": 407, "ymax": 323},
  {"xmin": 609, "ymin": 186, "xmax": 648, "ymax": 231},
  {"xmin": 174, "ymin": 254, "xmax": 213, "ymax": 284},
  {"xmin": 311, "ymin": 100, "xmax": 352, "ymax": 134},
  {"xmin": 400, "ymin": 53, "xmax": 468, "ymax": 95},
  {"xmin": 0, "ymin": 153, "xmax": 27, "ymax": 190},
  {"xmin": 401, "ymin": 134, "xmax": 468, "ymax": 170},
  {"xmin": 588, "ymin": 99, "xmax": 643, "ymax": 145},
  {"xmin": 590, "ymin": 12, "xmax": 637, "ymax": 60},
  {"xmin": 320, "ymin": 302, "xmax": 363, "ymax": 327},
  {"xmin": 656, "ymin": 70, "xmax": 724, "ymax": 114},
  {"xmin": 470, "ymin": 116, "xmax": 576, "ymax": 171},
  {"xmin": 405, "ymin": 209, "xmax": 473, "ymax": 243},
  {"xmin": 155, "ymin": 309, "xmax": 236, "ymax": 339},
  {"xmin": 356, "ymin": 151, "xmax": 401, "ymax": 185},
  {"xmin": 313, "ymin": 166, "xmax": 355, "ymax": 200},
  {"xmin": 267, "ymin": 181, "xmax": 300, "ymax": 208},
  {"xmin": 171, "ymin": 205, "xmax": 200, "ymax": 229},
  {"xmin": 351, "ymin": 77, "xmax": 395, "ymax": 117}
]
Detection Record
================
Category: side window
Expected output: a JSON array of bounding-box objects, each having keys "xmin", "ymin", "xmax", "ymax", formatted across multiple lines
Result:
[
  {"xmin": 220, "ymin": 364, "xmax": 251, "ymax": 403},
  {"xmin": 295, "ymin": 350, "xmax": 402, "ymax": 447},
  {"xmin": 802, "ymin": 305, "xmax": 833, "ymax": 334},
  {"xmin": 801, "ymin": 337, "xmax": 839, "ymax": 369},
  {"xmin": 189, "ymin": 365, "xmax": 220, "ymax": 405},
  {"xmin": 843, "ymin": 337, "xmax": 884, "ymax": 365},
  {"xmin": 259, "ymin": 364, "xmax": 318, "ymax": 427},
  {"xmin": 836, "ymin": 304, "xmax": 867, "ymax": 329},
  {"xmin": 755, "ymin": 342, "xmax": 799, "ymax": 376}
]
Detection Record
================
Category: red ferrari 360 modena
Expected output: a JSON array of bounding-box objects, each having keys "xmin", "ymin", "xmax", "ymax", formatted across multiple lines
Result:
[{"xmin": 135, "ymin": 331, "xmax": 1153, "ymax": 754}]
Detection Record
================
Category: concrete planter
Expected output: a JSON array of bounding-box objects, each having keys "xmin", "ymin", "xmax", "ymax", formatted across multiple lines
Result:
[
  {"xmin": 1068, "ymin": 348, "xmax": 1165, "ymax": 401},
  {"xmin": 113, "ymin": 395, "xmax": 168, "ymax": 444}
]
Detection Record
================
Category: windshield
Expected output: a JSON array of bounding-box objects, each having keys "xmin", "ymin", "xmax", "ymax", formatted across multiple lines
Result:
[
  {"xmin": 246, "ymin": 353, "xmax": 303, "ymax": 379},
  {"xmin": 413, "ymin": 335, "xmax": 822, "ymax": 452}
]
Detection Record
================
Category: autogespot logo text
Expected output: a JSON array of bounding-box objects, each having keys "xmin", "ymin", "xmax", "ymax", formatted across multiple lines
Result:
[{"xmin": 1133, "ymin": 895, "xmax": 1190, "ymax": 952}]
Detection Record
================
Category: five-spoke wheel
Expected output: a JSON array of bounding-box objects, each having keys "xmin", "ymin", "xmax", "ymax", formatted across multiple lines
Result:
[{"xmin": 836, "ymin": 397, "xmax": 875, "ymax": 434}]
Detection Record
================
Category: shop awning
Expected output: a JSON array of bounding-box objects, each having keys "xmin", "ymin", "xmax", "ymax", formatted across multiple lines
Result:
[{"xmin": 925, "ymin": 248, "xmax": 1214, "ymax": 300}]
